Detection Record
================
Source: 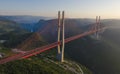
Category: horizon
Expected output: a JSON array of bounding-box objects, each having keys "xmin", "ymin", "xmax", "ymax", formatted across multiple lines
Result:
[
  {"xmin": 1, "ymin": 15, "xmax": 120, "ymax": 20},
  {"xmin": 0, "ymin": 0, "xmax": 120, "ymax": 19}
]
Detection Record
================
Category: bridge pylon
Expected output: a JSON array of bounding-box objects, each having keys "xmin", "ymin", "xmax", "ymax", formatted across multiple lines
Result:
[
  {"xmin": 57, "ymin": 11, "xmax": 61, "ymax": 55},
  {"xmin": 95, "ymin": 16, "xmax": 101, "ymax": 39},
  {"xmin": 57, "ymin": 11, "xmax": 65, "ymax": 62}
]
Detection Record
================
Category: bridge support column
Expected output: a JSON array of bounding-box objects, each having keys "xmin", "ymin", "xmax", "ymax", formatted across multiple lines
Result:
[
  {"xmin": 61, "ymin": 11, "xmax": 65, "ymax": 62},
  {"xmin": 95, "ymin": 16, "xmax": 98, "ymax": 38},
  {"xmin": 57, "ymin": 11, "xmax": 65, "ymax": 62},
  {"xmin": 95, "ymin": 16, "xmax": 101, "ymax": 40},
  {"xmin": 57, "ymin": 11, "xmax": 61, "ymax": 54},
  {"xmin": 97, "ymin": 16, "xmax": 101, "ymax": 39}
]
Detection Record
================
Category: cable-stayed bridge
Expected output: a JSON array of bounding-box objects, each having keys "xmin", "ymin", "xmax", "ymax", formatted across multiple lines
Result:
[{"xmin": 0, "ymin": 11, "xmax": 106, "ymax": 64}]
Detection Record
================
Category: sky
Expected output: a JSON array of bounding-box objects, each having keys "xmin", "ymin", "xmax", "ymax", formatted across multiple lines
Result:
[{"xmin": 0, "ymin": 0, "xmax": 120, "ymax": 19}]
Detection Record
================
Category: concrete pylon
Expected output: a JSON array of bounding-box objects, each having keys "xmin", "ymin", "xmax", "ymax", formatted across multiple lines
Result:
[
  {"xmin": 96, "ymin": 16, "xmax": 98, "ymax": 25},
  {"xmin": 96, "ymin": 16, "xmax": 99, "ymax": 30},
  {"xmin": 97, "ymin": 16, "xmax": 101, "ymax": 39},
  {"xmin": 57, "ymin": 11, "xmax": 61, "ymax": 54},
  {"xmin": 57, "ymin": 11, "xmax": 65, "ymax": 62},
  {"xmin": 96, "ymin": 16, "xmax": 101, "ymax": 39},
  {"xmin": 94, "ymin": 16, "xmax": 98, "ymax": 38},
  {"xmin": 61, "ymin": 11, "xmax": 65, "ymax": 62}
]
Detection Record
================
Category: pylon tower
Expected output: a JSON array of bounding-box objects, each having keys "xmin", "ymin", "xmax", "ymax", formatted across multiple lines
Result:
[
  {"xmin": 95, "ymin": 16, "xmax": 101, "ymax": 39},
  {"xmin": 57, "ymin": 11, "xmax": 65, "ymax": 62}
]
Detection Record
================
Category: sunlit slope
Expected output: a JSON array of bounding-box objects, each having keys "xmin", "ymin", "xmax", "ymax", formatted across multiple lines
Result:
[
  {"xmin": 37, "ymin": 19, "xmax": 94, "ymax": 43},
  {"xmin": 17, "ymin": 33, "xmax": 47, "ymax": 51}
]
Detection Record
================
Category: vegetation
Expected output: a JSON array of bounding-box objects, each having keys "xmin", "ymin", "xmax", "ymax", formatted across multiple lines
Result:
[
  {"xmin": 0, "ymin": 33, "xmax": 32, "ymax": 48},
  {"xmin": 0, "ymin": 57, "xmax": 73, "ymax": 74},
  {"xmin": 0, "ymin": 20, "xmax": 28, "ymax": 35},
  {"xmin": 0, "ymin": 47, "xmax": 13, "ymax": 57}
]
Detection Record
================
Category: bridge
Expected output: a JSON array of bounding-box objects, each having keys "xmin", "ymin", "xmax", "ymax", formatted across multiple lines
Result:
[{"xmin": 0, "ymin": 11, "xmax": 105, "ymax": 64}]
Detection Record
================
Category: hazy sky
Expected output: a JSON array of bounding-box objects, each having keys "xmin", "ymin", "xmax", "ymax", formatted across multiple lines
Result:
[{"xmin": 0, "ymin": 0, "xmax": 120, "ymax": 18}]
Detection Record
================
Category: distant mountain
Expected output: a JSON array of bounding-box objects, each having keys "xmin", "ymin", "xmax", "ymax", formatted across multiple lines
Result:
[
  {"xmin": 0, "ymin": 20, "xmax": 28, "ymax": 35},
  {"xmin": 0, "ymin": 15, "xmax": 53, "ymax": 32},
  {"xmin": 0, "ymin": 15, "xmax": 53, "ymax": 24},
  {"xmin": 102, "ymin": 19, "xmax": 120, "ymax": 28},
  {"xmin": 36, "ymin": 19, "xmax": 94, "ymax": 43}
]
